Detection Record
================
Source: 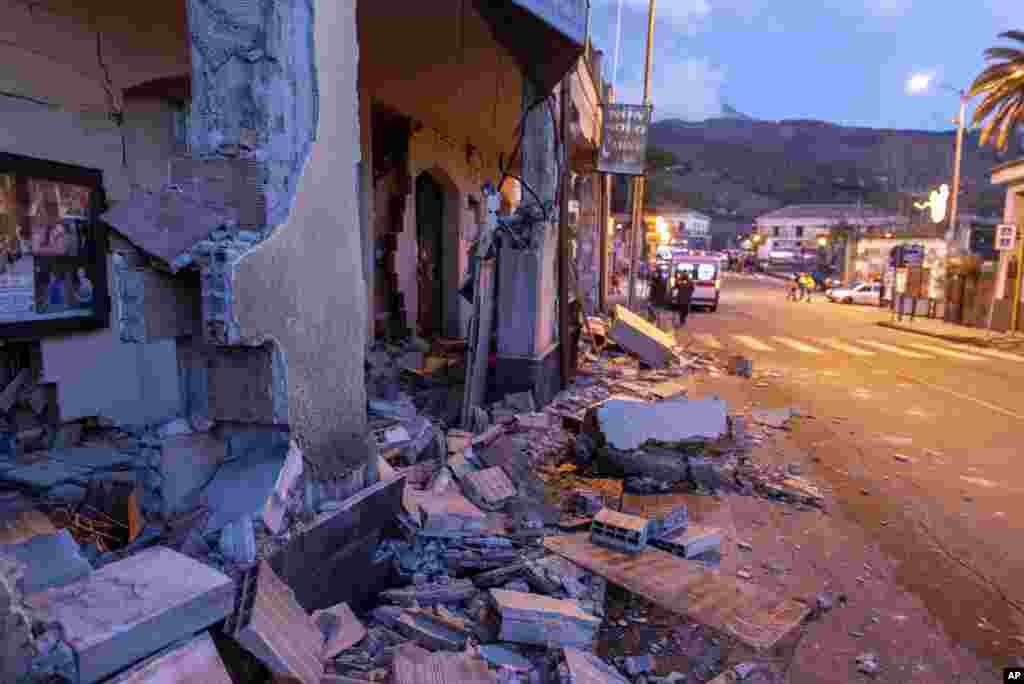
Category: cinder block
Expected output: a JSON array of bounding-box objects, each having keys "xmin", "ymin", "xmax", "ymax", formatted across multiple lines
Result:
[{"xmin": 590, "ymin": 508, "xmax": 649, "ymax": 553}]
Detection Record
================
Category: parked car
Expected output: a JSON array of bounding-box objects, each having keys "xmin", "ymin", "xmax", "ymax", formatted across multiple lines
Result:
[
  {"xmin": 826, "ymin": 281, "xmax": 882, "ymax": 305},
  {"xmin": 673, "ymin": 256, "xmax": 722, "ymax": 312}
]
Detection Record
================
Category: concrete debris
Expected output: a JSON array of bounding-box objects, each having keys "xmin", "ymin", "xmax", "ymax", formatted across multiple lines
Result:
[
  {"xmin": 623, "ymin": 654, "xmax": 655, "ymax": 676},
  {"xmin": 381, "ymin": 578, "xmax": 478, "ymax": 607},
  {"xmin": 855, "ymin": 652, "xmax": 881, "ymax": 676},
  {"xmin": 479, "ymin": 645, "xmax": 533, "ymax": 672},
  {"xmin": 750, "ymin": 408, "xmax": 798, "ymax": 430},
  {"xmin": 462, "ymin": 466, "xmax": 518, "ymax": 511},
  {"xmin": 491, "ymin": 589, "xmax": 601, "ymax": 648},
  {"xmin": 26, "ymin": 546, "xmax": 235, "ymax": 684},
  {"xmin": 728, "ymin": 356, "xmax": 754, "ymax": 378},
  {"xmin": 589, "ymin": 398, "xmax": 728, "ymax": 451},
  {"xmin": 0, "ymin": 528, "xmax": 92, "ymax": 593},
  {"xmin": 608, "ymin": 306, "xmax": 678, "ymax": 369},
  {"xmin": 219, "ymin": 516, "xmax": 257, "ymax": 565},
  {"xmin": 105, "ymin": 632, "xmax": 233, "ymax": 684},
  {"xmin": 563, "ymin": 647, "xmax": 631, "ymax": 684},
  {"xmin": 599, "ymin": 445, "xmax": 691, "ymax": 483},
  {"xmin": 392, "ymin": 642, "xmax": 497, "ymax": 684},
  {"xmin": 504, "ymin": 392, "xmax": 537, "ymax": 414},
  {"xmin": 569, "ymin": 489, "xmax": 605, "ymax": 517},
  {"xmin": 688, "ymin": 456, "xmax": 721, "ymax": 491},
  {"xmin": 394, "ymin": 608, "xmax": 473, "ymax": 651},
  {"xmin": 652, "ymin": 524, "xmax": 722, "ymax": 559},
  {"xmin": 590, "ymin": 509, "xmax": 650, "ymax": 553}
]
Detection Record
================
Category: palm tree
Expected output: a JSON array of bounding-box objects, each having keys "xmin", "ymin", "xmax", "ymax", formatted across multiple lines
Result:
[{"xmin": 969, "ymin": 31, "xmax": 1024, "ymax": 152}]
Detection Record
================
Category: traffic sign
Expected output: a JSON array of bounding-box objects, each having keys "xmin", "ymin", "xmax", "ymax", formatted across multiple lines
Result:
[{"xmin": 997, "ymin": 224, "xmax": 1017, "ymax": 251}]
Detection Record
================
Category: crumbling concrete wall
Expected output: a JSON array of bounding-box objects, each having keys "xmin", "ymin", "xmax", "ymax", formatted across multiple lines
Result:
[{"xmin": 212, "ymin": 0, "xmax": 368, "ymax": 473}]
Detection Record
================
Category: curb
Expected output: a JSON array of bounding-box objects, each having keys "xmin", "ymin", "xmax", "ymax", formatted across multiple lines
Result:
[{"xmin": 875, "ymin": 321, "xmax": 1005, "ymax": 348}]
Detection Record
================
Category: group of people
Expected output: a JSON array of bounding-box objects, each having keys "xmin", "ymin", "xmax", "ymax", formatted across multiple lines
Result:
[
  {"xmin": 648, "ymin": 269, "xmax": 696, "ymax": 327},
  {"xmin": 787, "ymin": 273, "xmax": 818, "ymax": 302}
]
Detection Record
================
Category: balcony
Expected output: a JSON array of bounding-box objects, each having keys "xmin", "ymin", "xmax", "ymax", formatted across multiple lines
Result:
[{"xmin": 474, "ymin": 0, "xmax": 588, "ymax": 92}]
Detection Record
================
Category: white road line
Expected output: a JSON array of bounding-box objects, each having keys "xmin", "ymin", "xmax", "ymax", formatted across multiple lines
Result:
[
  {"xmin": 694, "ymin": 333, "xmax": 722, "ymax": 349},
  {"xmin": 818, "ymin": 339, "xmax": 876, "ymax": 356},
  {"xmin": 771, "ymin": 337, "xmax": 824, "ymax": 354},
  {"xmin": 940, "ymin": 343, "xmax": 1024, "ymax": 362},
  {"xmin": 894, "ymin": 371, "xmax": 1024, "ymax": 421},
  {"xmin": 732, "ymin": 335, "xmax": 775, "ymax": 352},
  {"xmin": 860, "ymin": 340, "xmax": 933, "ymax": 359},
  {"xmin": 906, "ymin": 342, "xmax": 986, "ymax": 361}
]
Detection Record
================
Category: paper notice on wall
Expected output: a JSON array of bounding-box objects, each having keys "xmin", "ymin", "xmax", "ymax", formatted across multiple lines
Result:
[{"xmin": 0, "ymin": 256, "xmax": 36, "ymax": 320}]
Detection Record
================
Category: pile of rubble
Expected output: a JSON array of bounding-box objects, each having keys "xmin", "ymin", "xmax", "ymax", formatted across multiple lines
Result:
[{"xmin": 0, "ymin": 306, "xmax": 822, "ymax": 683}]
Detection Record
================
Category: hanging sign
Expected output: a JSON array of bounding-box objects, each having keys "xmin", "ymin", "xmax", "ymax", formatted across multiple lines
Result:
[
  {"xmin": 996, "ymin": 223, "xmax": 1017, "ymax": 251},
  {"xmin": 598, "ymin": 104, "xmax": 653, "ymax": 177}
]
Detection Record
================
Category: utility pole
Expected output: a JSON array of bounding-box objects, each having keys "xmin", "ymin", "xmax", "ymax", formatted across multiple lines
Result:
[
  {"xmin": 626, "ymin": 0, "xmax": 656, "ymax": 310},
  {"xmin": 558, "ymin": 76, "xmax": 573, "ymax": 388},
  {"xmin": 949, "ymin": 92, "xmax": 967, "ymax": 252}
]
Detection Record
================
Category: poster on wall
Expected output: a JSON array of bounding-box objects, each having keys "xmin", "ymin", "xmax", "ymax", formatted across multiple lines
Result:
[{"xmin": 0, "ymin": 154, "xmax": 108, "ymax": 337}]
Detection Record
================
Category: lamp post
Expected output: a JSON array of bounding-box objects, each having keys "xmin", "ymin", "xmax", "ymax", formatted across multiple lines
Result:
[{"xmin": 907, "ymin": 74, "xmax": 970, "ymax": 252}]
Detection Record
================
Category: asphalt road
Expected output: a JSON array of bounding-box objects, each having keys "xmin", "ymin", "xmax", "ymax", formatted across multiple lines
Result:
[{"xmin": 682, "ymin": 273, "xmax": 1024, "ymax": 668}]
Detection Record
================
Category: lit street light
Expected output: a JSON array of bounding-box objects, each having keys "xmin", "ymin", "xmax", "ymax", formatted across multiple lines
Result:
[
  {"xmin": 906, "ymin": 72, "xmax": 971, "ymax": 252},
  {"xmin": 817, "ymin": 236, "xmax": 828, "ymax": 247}
]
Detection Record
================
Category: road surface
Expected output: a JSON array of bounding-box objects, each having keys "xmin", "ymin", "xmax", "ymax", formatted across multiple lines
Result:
[{"xmin": 683, "ymin": 273, "xmax": 1024, "ymax": 669}]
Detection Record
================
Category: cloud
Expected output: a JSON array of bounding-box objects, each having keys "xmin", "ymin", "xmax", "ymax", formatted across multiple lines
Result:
[
  {"xmin": 615, "ymin": 55, "xmax": 726, "ymax": 121},
  {"xmin": 862, "ymin": 0, "xmax": 913, "ymax": 16}
]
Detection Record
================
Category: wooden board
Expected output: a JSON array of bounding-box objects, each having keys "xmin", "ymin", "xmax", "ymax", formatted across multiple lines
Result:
[
  {"xmin": 226, "ymin": 560, "xmax": 324, "ymax": 684},
  {"xmin": 544, "ymin": 534, "xmax": 809, "ymax": 651},
  {"xmin": 392, "ymin": 643, "xmax": 496, "ymax": 684},
  {"xmin": 25, "ymin": 546, "xmax": 235, "ymax": 684},
  {"xmin": 106, "ymin": 632, "xmax": 233, "ymax": 684},
  {"xmin": 461, "ymin": 257, "xmax": 496, "ymax": 428}
]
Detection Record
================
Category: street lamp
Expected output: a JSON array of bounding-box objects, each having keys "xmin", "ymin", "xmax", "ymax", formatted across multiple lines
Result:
[
  {"xmin": 906, "ymin": 72, "xmax": 971, "ymax": 251},
  {"xmin": 817, "ymin": 236, "xmax": 828, "ymax": 247}
]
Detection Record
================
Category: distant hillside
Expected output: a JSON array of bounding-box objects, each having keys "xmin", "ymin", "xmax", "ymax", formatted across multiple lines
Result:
[{"xmin": 642, "ymin": 117, "xmax": 1019, "ymax": 221}]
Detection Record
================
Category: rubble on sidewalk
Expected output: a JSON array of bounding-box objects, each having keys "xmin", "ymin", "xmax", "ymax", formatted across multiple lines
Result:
[
  {"xmin": 608, "ymin": 305, "xmax": 679, "ymax": 369},
  {"xmin": 587, "ymin": 397, "xmax": 728, "ymax": 451}
]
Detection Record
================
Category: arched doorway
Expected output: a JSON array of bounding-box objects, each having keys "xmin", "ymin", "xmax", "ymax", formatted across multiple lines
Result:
[{"xmin": 415, "ymin": 172, "xmax": 445, "ymax": 337}]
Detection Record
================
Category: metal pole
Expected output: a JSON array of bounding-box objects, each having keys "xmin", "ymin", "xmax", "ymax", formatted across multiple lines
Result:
[
  {"xmin": 1012, "ymin": 232, "xmax": 1024, "ymax": 333},
  {"xmin": 598, "ymin": 173, "xmax": 610, "ymax": 313},
  {"xmin": 558, "ymin": 77, "xmax": 573, "ymax": 387},
  {"xmin": 625, "ymin": 0, "xmax": 656, "ymax": 310},
  {"xmin": 949, "ymin": 94, "xmax": 966, "ymax": 249}
]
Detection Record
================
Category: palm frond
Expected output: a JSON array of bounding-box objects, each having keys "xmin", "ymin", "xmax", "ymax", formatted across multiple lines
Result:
[
  {"xmin": 971, "ymin": 81, "xmax": 1024, "ymax": 124},
  {"xmin": 979, "ymin": 97, "xmax": 1017, "ymax": 147},
  {"xmin": 998, "ymin": 30, "xmax": 1024, "ymax": 44},
  {"xmin": 969, "ymin": 64, "xmax": 1019, "ymax": 96},
  {"xmin": 995, "ymin": 99, "xmax": 1024, "ymax": 151},
  {"xmin": 982, "ymin": 47, "xmax": 1024, "ymax": 63}
]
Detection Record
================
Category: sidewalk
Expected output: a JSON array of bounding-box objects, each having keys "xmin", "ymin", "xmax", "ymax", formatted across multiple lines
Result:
[{"xmin": 877, "ymin": 315, "xmax": 1024, "ymax": 350}]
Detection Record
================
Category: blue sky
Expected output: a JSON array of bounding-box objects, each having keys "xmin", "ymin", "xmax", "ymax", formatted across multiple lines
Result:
[{"xmin": 588, "ymin": 0, "xmax": 1023, "ymax": 131}]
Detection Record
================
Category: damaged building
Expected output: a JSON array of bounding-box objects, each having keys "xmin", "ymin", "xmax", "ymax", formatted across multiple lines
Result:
[{"xmin": 0, "ymin": 0, "xmax": 631, "ymax": 682}]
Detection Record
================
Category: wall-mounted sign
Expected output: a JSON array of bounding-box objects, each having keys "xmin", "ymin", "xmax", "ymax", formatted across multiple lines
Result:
[
  {"xmin": 598, "ymin": 104, "xmax": 652, "ymax": 177},
  {"xmin": 996, "ymin": 223, "xmax": 1017, "ymax": 251},
  {"xmin": 0, "ymin": 153, "xmax": 109, "ymax": 339}
]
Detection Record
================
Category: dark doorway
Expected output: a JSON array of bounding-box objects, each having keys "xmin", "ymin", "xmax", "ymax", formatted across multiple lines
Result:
[{"xmin": 415, "ymin": 172, "xmax": 445, "ymax": 337}]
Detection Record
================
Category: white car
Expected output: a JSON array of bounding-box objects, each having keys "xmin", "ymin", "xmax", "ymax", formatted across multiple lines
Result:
[{"xmin": 826, "ymin": 281, "xmax": 881, "ymax": 305}]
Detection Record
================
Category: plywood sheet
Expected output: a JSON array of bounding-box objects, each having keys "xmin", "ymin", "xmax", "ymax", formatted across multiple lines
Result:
[
  {"xmin": 392, "ymin": 643, "xmax": 496, "ymax": 684},
  {"xmin": 544, "ymin": 534, "xmax": 809, "ymax": 651}
]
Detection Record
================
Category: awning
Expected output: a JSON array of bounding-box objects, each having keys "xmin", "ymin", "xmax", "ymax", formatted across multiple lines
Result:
[{"xmin": 473, "ymin": 0, "xmax": 587, "ymax": 93}]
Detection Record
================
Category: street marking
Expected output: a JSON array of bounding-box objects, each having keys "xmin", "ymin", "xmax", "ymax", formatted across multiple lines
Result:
[
  {"xmin": 860, "ymin": 340, "xmax": 933, "ymax": 359},
  {"xmin": 893, "ymin": 371, "xmax": 1024, "ymax": 421},
  {"xmin": 694, "ymin": 333, "xmax": 722, "ymax": 349},
  {"xmin": 772, "ymin": 337, "xmax": 824, "ymax": 354},
  {"xmin": 940, "ymin": 343, "xmax": 1024, "ymax": 362},
  {"xmin": 732, "ymin": 335, "xmax": 775, "ymax": 352},
  {"xmin": 818, "ymin": 339, "xmax": 876, "ymax": 356},
  {"xmin": 905, "ymin": 342, "xmax": 986, "ymax": 361}
]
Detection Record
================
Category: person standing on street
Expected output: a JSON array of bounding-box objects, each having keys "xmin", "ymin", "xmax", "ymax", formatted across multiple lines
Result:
[{"xmin": 675, "ymin": 271, "xmax": 695, "ymax": 327}]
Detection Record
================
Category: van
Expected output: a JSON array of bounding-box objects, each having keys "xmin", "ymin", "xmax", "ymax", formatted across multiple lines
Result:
[{"xmin": 672, "ymin": 256, "xmax": 722, "ymax": 312}]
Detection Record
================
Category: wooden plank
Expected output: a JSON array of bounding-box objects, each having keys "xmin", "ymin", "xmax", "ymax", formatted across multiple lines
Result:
[
  {"xmin": 24, "ymin": 546, "xmax": 235, "ymax": 684},
  {"xmin": 227, "ymin": 561, "xmax": 324, "ymax": 684},
  {"xmin": 563, "ymin": 647, "xmax": 630, "ymax": 684},
  {"xmin": 543, "ymin": 534, "xmax": 810, "ymax": 651},
  {"xmin": 106, "ymin": 632, "xmax": 233, "ymax": 684},
  {"xmin": 461, "ymin": 257, "xmax": 496, "ymax": 429},
  {"xmin": 312, "ymin": 602, "xmax": 366, "ymax": 660},
  {"xmin": 392, "ymin": 642, "xmax": 497, "ymax": 684}
]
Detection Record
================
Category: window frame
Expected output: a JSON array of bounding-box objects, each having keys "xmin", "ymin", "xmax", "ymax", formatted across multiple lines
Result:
[{"xmin": 0, "ymin": 152, "xmax": 110, "ymax": 341}]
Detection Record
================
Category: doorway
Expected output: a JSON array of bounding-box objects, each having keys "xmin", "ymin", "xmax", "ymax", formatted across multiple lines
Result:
[{"xmin": 416, "ymin": 172, "xmax": 445, "ymax": 337}]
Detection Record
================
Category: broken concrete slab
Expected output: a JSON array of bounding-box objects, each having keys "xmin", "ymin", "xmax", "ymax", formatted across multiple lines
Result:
[
  {"xmin": 225, "ymin": 561, "xmax": 324, "ymax": 684},
  {"xmin": 25, "ymin": 546, "xmax": 235, "ymax": 684},
  {"xmin": 263, "ymin": 440, "xmax": 304, "ymax": 533},
  {"xmin": 200, "ymin": 440, "xmax": 289, "ymax": 534},
  {"xmin": 394, "ymin": 610, "xmax": 471, "ymax": 652},
  {"xmin": 416, "ymin": 490, "xmax": 492, "ymax": 538},
  {"xmin": 750, "ymin": 408, "xmax": 797, "ymax": 430},
  {"xmin": 490, "ymin": 589, "xmax": 601, "ymax": 649},
  {"xmin": 269, "ymin": 475, "xmax": 405, "ymax": 612},
  {"xmin": 462, "ymin": 466, "xmax": 518, "ymax": 511},
  {"xmin": 105, "ymin": 632, "xmax": 233, "ymax": 684},
  {"xmin": 608, "ymin": 306, "xmax": 678, "ymax": 368},
  {"xmin": 589, "ymin": 398, "xmax": 728, "ymax": 451},
  {"xmin": 563, "ymin": 646, "xmax": 630, "ymax": 684},
  {"xmin": 544, "ymin": 534, "xmax": 810, "ymax": 651},
  {"xmin": 313, "ymin": 602, "xmax": 367, "ymax": 660},
  {"xmin": 1, "ymin": 529, "xmax": 92, "ymax": 594}
]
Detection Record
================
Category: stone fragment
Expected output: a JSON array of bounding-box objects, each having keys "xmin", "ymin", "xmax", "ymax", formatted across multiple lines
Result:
[
  {"xmin": 608, "ymin": 306, "xmax": 677, "ymax": 368},
  {"xmin": 589, "ymin": 398, "xmax": 727, "ymax": 451},
  {"xmin": 381, "ymin": 579, "xmax": 478, "ymax": 607},
  {"xmin": 1, "ymin": 529, "xmax": 92, "ymax": 593},
  {"xmin": 491, "ymin": 590, "xmax": 601, "ymax": 649}
]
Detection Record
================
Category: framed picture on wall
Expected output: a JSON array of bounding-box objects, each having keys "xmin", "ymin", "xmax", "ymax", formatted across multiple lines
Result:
[{"xmin": 0, "ymin": 153, "xmax": 109, "ymax": 339}]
